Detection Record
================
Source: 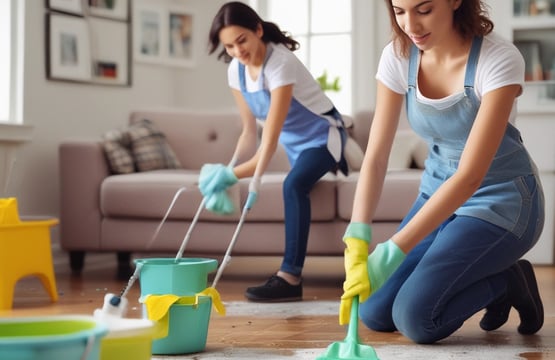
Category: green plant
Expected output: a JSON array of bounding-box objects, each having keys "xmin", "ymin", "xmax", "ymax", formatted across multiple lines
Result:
[{"xmin": 316, "ymin": 70, "xmax": 341, "ymax": 92}]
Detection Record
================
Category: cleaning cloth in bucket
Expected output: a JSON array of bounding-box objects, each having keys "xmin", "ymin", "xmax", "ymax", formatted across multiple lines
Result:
[{"xmin": 142, "ymin": 288, "xmax": 225, "ymax": 338}]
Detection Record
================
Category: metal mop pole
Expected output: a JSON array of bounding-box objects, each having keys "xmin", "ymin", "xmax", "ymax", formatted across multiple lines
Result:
[
  {"xmin": 147, "ymin": 186, "xmax": 188, "ymax": 249},
  {"xmin": 174, "ymin": 196, "xmax": 207, "ymax": 261},
  {"xmin": 211, "ymin": 203, "xmax": 249, "ymax": 288}
]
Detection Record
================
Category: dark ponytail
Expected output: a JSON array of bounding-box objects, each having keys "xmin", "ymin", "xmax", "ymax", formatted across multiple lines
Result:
[{"xmin": 208, "ymin": 1, "xmax": 299, "ymax": 63}]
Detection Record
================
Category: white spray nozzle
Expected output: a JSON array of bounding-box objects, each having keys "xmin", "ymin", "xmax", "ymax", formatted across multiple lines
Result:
[{"xmin": 94, "ymin": 293, "xmax": 129, "ymax": 319}]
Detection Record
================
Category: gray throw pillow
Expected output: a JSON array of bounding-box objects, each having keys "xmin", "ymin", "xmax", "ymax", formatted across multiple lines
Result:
[
  {"xmin": 102, "ymin": 129, "xmax": 135, "ymax": 174},
  {"xmin": 127, "ymin": 119, "xmax": 182, "ymax": 172}
]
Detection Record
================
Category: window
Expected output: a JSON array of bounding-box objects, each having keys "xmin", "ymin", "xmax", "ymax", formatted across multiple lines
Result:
[
  {"xmin": 253, "ymin": 0, "xmax": 353, "ymax": 114},
  {"xmin": 0, "ymin": 0, "xmax": 11, "ymax": 122}
]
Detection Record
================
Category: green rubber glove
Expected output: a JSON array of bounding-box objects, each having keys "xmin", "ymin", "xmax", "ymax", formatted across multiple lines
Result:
[
  {"xmin": 199, "ymin": 164, "xmax": 238, "ymax": 197},
  {"xmin": 367, "ymin": 239, "xmax": 406, "ymax": 293},
  {"xmin": 339, "ymin": 222, "xmax": 371, "ymax": 325},
  {"xmin": 204, "ymin": 190, "xmax": 235, "ymax": 215}
]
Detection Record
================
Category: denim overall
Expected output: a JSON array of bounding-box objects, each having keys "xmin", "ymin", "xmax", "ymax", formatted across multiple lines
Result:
[
  {"xmin": 359, "ymin": 37, "xmax": 545, "ymax": 343},
  {"xmin": 238, "ymin": 45, "xmax": 347, "ymax": 276}
]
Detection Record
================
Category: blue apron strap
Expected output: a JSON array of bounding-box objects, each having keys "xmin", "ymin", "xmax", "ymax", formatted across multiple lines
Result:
[
  {"xmin": 464, "ymin": 36, "xmax": 483, "ymax": 89},
  {"xmin": 238, "ymin": 63, "xmax": 247, "ymax": 92},
  {"xmin": 408, "ymin": 45, "xmax": 420, "ymax": 89}
]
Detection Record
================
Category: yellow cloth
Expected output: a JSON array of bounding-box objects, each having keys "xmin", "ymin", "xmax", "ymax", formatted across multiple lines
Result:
[{"xmin": 142, "ymin": 287, "xmax": 226, "ymax": 338}]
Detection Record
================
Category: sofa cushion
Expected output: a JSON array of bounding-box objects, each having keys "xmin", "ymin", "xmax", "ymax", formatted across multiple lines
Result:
[
  {"xmin": 336, "ymin": 169, "xmax": 422, "ymax": 222},
  {"xmin": 128, "ymin": 119, "xmax": 182, "ymax": 172},
  {"xmin": 100, "ymin": 170, "xmax": 242, "ymax": 222},
  {"xmin": 344, "ymin": 136, "xmax": 365, "ymax": 171}
]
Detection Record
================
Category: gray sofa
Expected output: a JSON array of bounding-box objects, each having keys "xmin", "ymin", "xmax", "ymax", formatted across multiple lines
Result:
[{"xmin": 59, "ymin": 109, "xmax": 425, "ymax": 277}]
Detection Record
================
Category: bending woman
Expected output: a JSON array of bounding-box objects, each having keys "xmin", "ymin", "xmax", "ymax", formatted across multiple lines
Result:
[
  {"xmin": 340, "ymin": 0, "xmax": 545, "ymax": 344},
  {"xmin": 204, "ymin": 2, "xmax": 348, "ymax": 302}
]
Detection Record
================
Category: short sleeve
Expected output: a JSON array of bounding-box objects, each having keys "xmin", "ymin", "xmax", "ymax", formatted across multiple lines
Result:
[
  {"xmin": 375, "ymin": 42, "xmax": 409, "ymax": 95},
  {"xmin": 227, "ymin": 59, "xmax": 240, "ymax": 90},
  {"xmin": 476, "ymin": 34, "xmax": 525, "ymax": 97}
]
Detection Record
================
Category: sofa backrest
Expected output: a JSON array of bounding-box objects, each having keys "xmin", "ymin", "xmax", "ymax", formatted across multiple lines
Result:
[
  {"xmin": 128, "ymin": 109, "xmax": 425, "ymax": 173},
  {"xmin": 129, "ymin": 110, "xmax": 290, "ymax": 171}
]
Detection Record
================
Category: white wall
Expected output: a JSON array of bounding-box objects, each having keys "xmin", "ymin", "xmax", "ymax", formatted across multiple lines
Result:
[
  {"xmin": 8, "ymin": 0, "xmax": 387, "ymax": 240},
  {"xmin": 9, "ymin": 0, "xmax": 234, "ymax": 221}
]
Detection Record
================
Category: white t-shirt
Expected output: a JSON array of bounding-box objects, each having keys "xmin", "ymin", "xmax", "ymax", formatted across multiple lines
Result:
[
  {"xmin": 228, "ymin": 42, "xmax": 334, "ymax": 115},
  {"xmin": 376, "ymin": 32, "xmax": 525, "ymax": 124}
]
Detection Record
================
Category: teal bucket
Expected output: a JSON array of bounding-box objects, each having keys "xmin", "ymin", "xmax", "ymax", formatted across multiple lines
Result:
[
  {"xmin": 150, "ymin": 296, "xmax": 212, "ymax": 355},
  {"xmin": 0, "ymin": 315, "xmax": 108, "ymax": 360},
  {"xmin": 135, "ymin": 257, "xmax": 218, "ymax": 296},
  {"xmin": 135, "ymin": 257, "xmax": 218, "ymax": 355}
]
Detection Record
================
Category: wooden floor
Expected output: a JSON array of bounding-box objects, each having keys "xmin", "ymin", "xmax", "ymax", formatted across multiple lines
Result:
[{"xmin": 3, "ymin": 248, "xmax": 554, "ymax": 359}]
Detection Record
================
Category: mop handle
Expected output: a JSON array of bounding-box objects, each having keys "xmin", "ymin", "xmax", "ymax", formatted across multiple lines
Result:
[
  {"xmin": 147, "ymin": 187, "xmax": 188, "ymax": 249},
  {"xmin": 119, "ymin": 263, "xmax": 142, "ymax": 299},
  {"xmin": 346, "ymin": 295, "xmax": 360, "ymax": 342},
  {"xmin": 175, "ymin": 158, "xmax": 236, "ymax": 261},
  {"xmin": 174, "ymin": 196, "xmax": 207, "ymax": 261},
  {"xmin": 211, "ymin": 204, "xmax": 249, "ymax": 288}
]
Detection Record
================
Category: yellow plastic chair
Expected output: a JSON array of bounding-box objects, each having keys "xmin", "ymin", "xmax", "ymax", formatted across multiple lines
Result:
[{"xmin": 0, "ymin": 198, "xmax": 59, "ymax": 310}]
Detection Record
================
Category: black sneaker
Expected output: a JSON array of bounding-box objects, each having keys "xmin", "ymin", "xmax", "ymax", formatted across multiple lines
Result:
[
  {"xmin": 479, "ymin": 260, "xmax": 544, "ymax": 334},
  {"xmin": 480, "ymin": 293, "xmax": 511, "ymax": 331},
  {"xmin": 245, "ymin": 274, "xmax": 302, "ymax": 302},
  {"xmin": 513, "ymin": 259, "xmax": 544, "ymax": 335}
]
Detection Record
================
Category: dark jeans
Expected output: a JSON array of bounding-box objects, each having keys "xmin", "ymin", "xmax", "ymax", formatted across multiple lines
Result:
[
  {"xmin": 359, "ymin": 175, "xmax": 544, "ymax": 344},
  {"xmin": 279, "ymin": 146, "xmax": 338, "ymax": 276}
]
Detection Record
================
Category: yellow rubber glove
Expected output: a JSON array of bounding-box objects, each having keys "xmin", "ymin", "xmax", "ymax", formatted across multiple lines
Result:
[{"xmin": 339, "ymin": 222, "xmax": 371, "ymax": 325}]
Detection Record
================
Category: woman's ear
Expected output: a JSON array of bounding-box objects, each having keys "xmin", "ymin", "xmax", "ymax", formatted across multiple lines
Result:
[
  {"xmin": 453, "ymin": 0, "xmax": 463, "ymax": 10},
  {"xmin": 256, "ymin": 23, "xmax": 264, "ymax": 39}
]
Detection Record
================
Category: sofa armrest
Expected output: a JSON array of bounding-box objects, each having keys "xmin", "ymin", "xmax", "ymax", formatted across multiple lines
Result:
[{"xmin": 59, "ymin": 140, "xmax": 108, "ymax": 251}]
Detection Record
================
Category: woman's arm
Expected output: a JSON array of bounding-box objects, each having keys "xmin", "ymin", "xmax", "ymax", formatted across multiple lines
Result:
[
  {"xmin": 391, "ymin": 84, "xmax": 522, "ymax": 253},
  {"xmin": 230, "ymin": 88, "xmax": 259, "ymax": 168},
  {"xmin": 233, "ymin": 84, "xmax": 293, "ymax": 179},
  {"xmin": 351, "ymin": 81, "xmax": 404, "ymax": 224}
]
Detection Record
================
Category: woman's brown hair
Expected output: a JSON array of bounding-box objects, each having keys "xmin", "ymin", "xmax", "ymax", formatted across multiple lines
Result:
[
  {"xmin": 384, "ymin": 0, "xmax": 494, "ymax": 58},
  {"xmin": 208, "ymin": 1, "xmax": 299, "ymax": 63}
]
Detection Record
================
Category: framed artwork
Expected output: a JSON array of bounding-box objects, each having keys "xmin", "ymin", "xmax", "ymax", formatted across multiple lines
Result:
[
  {"xmin": 46, "ymin": 13, "xmax": 92, "ymax": 82},
  {"xmin": 88, "ymin": 0, "xmax": 129, "ymax": 21},
  {"xmin": 134, "ymin": 4, "xmax": 162, "ymax": 62},
  {"xmin": 89, "ymin": 17, "xmax": 131, "ymax": 85},
  {"xmin": 167, "ymin": 9, "xmax": 194, "ymax": 65},
  {"xmin": 46, "ymin": 0, "xmax": 85, "ymax": 16},
  {"xmin": 133, "ymin": 1, "xmax": 196, "ymax": 68}
]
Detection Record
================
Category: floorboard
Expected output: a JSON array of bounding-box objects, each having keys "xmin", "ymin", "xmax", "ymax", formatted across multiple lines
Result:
[{"xmin": 3, "ymin": 246, "xmax": 554, "ymax": 359}]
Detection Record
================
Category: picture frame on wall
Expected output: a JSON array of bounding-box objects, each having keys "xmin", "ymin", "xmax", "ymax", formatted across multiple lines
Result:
[
  {"xmin": 168, "ymin": 9, "xmax": 194, "ymax": 65},
  {"xmin": 88, "ymin": 0, "xmax": 129, "ymax": 21},
  {"xmin": 134, "ymin": 4, "xmax": 162, "ymax": 63},
  {"xmin": 89, "ymin": 17, "xmax": 131, "ymax": 85},
  {"xmin": 46, "ymin": 13, "xmax": 92, "ymax": 82},
  {"xmin": 46, "ymin": 0, "xmax": 85, "ymax": 16},
  {"xmin": 133, "ymin": 1, "xmax": 196, "ymax": 68}
]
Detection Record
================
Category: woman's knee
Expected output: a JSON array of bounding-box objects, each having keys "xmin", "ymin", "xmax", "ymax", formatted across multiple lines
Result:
[
  {"xmin": 391, "ymin": 298, "xmax": 446, "ymax": 344},
  {"xmin": 359, "ymin": 297, "xmax": 397, "ymax": 332}
]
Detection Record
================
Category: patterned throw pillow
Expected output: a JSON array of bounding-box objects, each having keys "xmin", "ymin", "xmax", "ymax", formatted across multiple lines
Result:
[
  {"xmin": 102, "ymin": 129, "xmax": 135, "ymax": 174},
  {"xmin": 127, "ymin": 119, "xmax": 182, "ymax": 172}
]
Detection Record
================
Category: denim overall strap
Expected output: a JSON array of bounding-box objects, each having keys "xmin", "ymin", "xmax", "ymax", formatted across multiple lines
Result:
[
  {"xmin": 408, "ymin": 45, "xmax": 419, "ymax": 89},
  {"xmin": 464, "ymin": 37, "xmax": 483, "ymax": 89}
]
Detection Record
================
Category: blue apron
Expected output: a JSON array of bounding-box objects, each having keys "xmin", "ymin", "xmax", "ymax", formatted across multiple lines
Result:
[
  {"xmin": 407, "ymin": 37, "xmax": 543, "ymax": 236},
  {"xmin": 238, "ymin": 45, "xmax": 346, "ymax": 171}
]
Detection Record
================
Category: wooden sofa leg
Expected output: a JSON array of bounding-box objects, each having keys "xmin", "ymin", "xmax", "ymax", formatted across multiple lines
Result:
[
  {"xmin": 69, "ymin": 251, "xmax": 85, "ymax": 276},
  {"xmin": 116, "ymin": 251, "xmax": 133, "ymax": 280}
]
